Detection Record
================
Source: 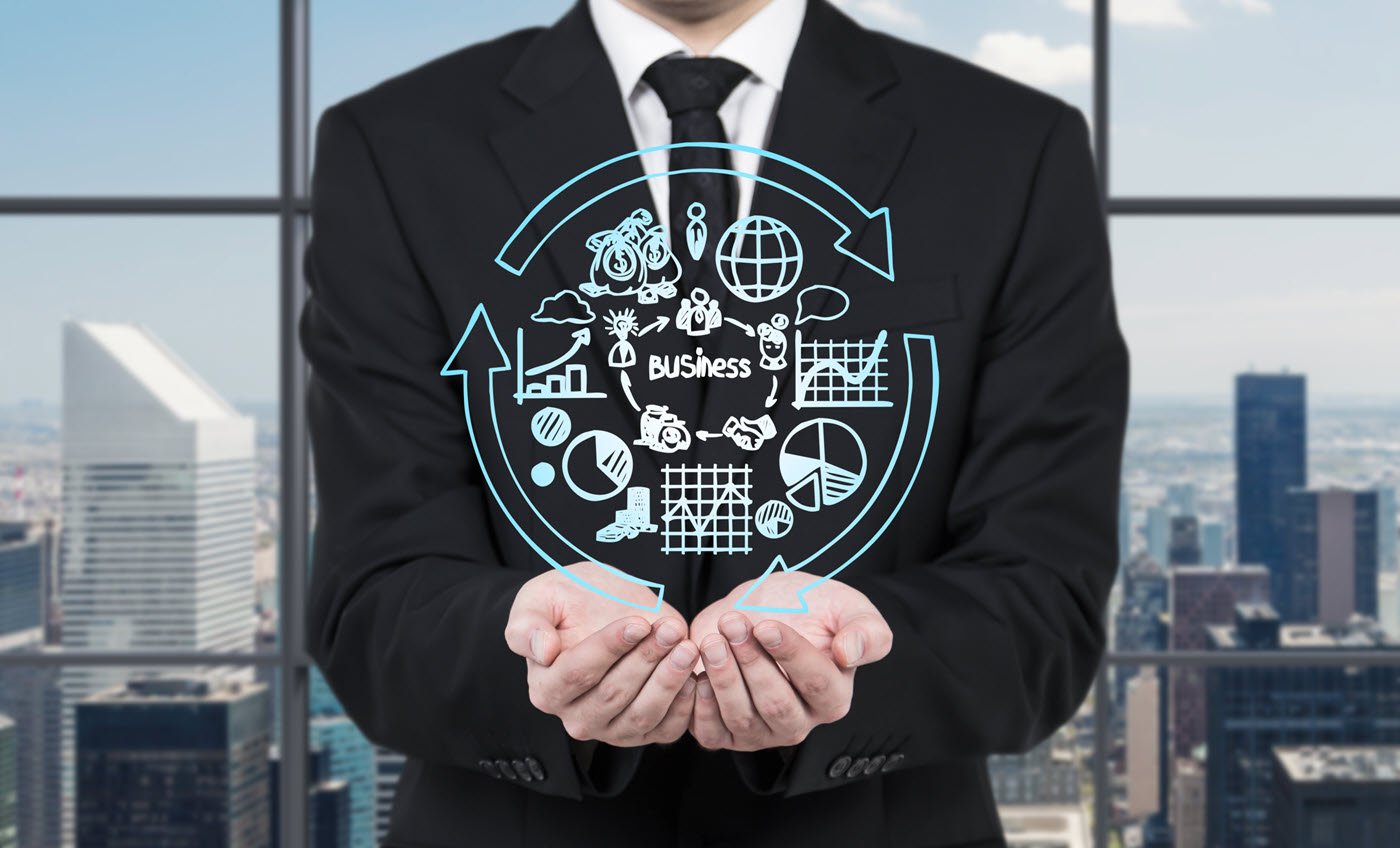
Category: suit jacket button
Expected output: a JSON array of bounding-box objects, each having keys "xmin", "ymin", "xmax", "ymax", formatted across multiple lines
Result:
[
  {"xmin": 826, "ymin": 755, "xmax": 853, "ymax": 779},
  {"xmin": 479, "ymin": 759, "xmax": 502, "ymax": 779},
  {"xmin": 864, "ymin": 755, "xmax": 886, "ymax": 776},
  {"xmin": 511, "ymin": 758, "xmax": 534, "ymax": 782},
  {"xmin": 525, "ymin": 756, "xmax": 547, "ymax": 781},
  {"xmin": 881, "ymin": 752, "xmax": 905, "ymax": 773},
  {"xmin": 495, "ymin": 758, "xmax": 517, "ymax": 780},
  {"xmin": 845, "ymin": 757, "xmax": 870, "ymax": 778}
]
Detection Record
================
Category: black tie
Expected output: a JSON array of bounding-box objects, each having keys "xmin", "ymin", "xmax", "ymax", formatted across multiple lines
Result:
[{"xmin": 641, "ymin": 56, "xmax": 752, "ymax": 295}]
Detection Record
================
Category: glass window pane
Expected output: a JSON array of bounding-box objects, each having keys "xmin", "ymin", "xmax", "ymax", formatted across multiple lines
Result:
[
  {"xmin": 0, "ymin": 663, "xmax": 275, "ymax": 847},
  {"xmin": 1107, "ymin": 660, "xmax": 1400, "ymax": 848},
  {"xmin": 990, "ymin": 695, "xmax": 1096, "ymax": 842},
  {"xmin": 313, "ymin": 0, "xmax": 573, "ymax": 120},
  {"xmin": 0, "ymin": 217, "xmax": 279, "ymax": 653},
  {"xmin": 839, "ymin": 0, "xmax": 1094, "ymax": 121},
  {"xmin": 313, "ymin": 1, "xmax": 1093, "ymax": 127},
  {"xmin": 0, "ymin": 3, "xmax": 277, "ymax": 195},
  {"xmin": 1110, "ymin": 1, "xmax": 1400, "ymax": 195}
]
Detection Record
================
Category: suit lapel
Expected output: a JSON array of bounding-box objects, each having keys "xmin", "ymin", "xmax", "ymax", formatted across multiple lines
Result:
[
  {"xmin": 488, "ymin": 2, "xmax": 678, "ymax": 478},
  {"xmin": 695, "ymin": 0, "xmax": 914, "ymax": 477}
]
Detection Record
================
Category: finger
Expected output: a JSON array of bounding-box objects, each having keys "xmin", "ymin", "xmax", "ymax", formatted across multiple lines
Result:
[
  {"xmin": 504, "ymin": 608, "xmax": 560, "ymax": 666},
  {"xmin": 697, "ymin": 632, "xmax": 768, "ymax": 747},
  {"xmin": 643, "ymin": 670, "xmax": 699, "ymax": 745},
  {"xmin": 832, "ymin": 612, "xmax": 894, "ymax": 668},
  {"xmin": 718, "ymin": 612, "xmax": 808, "ymax": 744},
  {"xmin": 576, "ymin": 616, "xmax": 688, "ymax": 715},
  {"xmin": 535, "ymin": 616, "xmax": 651, "ymax": 710},
  {"xmin": 689, "ymin": 674, "xmax": 734, "ymax": 750},
  {"xmin": 752, "ymin": 620, "xmax": 852, "ymax": 724}
]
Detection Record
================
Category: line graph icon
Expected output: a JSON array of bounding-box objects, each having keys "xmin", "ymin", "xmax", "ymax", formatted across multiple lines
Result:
[
  {"xmin": 660, "ymin": 465, "xmax": 753, "ymax": 554},
  {"xmin": 792, "ymin": 328, "xmax": 892, "ymax": 409}
]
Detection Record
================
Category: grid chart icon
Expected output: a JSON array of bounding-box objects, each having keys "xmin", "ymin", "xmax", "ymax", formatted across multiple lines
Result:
[
  {"xmin": 660, "ymin": 464, "xmax": 754, "ymax": 554},
  {"xmin": 792, "ymin": 329, "xmax": 893, "ymax": 409}
]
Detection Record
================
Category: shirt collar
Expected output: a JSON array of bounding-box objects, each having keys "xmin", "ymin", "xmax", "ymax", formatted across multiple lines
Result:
[{"xmin": 589, "ymin": 0, "xmax": 806, "ymax": 99}]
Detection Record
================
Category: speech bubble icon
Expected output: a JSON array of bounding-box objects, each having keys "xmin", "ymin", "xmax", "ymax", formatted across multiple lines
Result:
[{"xmin": 795, "ymin": 285, "xmax": 850, "ymax": 325}]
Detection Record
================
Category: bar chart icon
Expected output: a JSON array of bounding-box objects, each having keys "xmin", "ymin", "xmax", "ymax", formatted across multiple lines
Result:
[{"xmin": 515, "ymin": 328, "xmax": 607, "ymax": 404}]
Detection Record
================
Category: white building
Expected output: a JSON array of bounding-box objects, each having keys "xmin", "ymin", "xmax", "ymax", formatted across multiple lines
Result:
[{"xmin": 59, "ymin": 321, "xmax": 256, "ymax": 840}]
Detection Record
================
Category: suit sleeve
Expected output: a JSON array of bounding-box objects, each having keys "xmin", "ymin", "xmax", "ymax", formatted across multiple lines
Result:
[
  {"xmin": 300, "ymin": 103, "xmax": 635, "ymax": 800},
  {"xmin": 737, "ymin": 103, "xmax": 1129, "ymax": 796}
]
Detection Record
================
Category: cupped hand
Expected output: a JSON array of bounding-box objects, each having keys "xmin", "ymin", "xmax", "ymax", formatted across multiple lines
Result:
[
  {"xmin": 685, "ymin": 573, "xmax": 893, "ymax": 751},
  {"xmin": 504, "ymin": 561, "xmax": 699, "ymax": 746}
]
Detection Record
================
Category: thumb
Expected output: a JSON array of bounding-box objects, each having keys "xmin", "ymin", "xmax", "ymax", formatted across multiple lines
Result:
[
  {"xmin": 832, "ymin": 612, "xmax": 893, "ymax": 669},
  {"xmin": 504, "ymin": 607, "xmax": 562, "ymax": 666}
]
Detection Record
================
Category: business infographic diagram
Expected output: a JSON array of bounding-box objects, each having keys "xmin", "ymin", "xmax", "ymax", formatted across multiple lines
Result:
[{"xmin": 441, "ymin": 143, "xmax": 940, "ymax": 613}]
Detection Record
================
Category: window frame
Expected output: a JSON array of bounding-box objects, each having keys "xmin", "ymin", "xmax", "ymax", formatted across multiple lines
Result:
[{"xmin": 0, "ymin": 2, "xmax": 1395, "ymax": 846}]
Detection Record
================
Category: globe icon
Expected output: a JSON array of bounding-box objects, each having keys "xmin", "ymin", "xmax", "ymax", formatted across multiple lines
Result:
[{"xmin": 714, "ymin": 215, "xmax": 803, "ymax": 303}]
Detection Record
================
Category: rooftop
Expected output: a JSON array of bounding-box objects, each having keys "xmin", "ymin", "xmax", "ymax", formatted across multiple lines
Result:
[
  {"xmin": 71, "ymin": 321, "xmax": 236, "ymax": 421},
  {"xmin": 1275, "ymin": 746, "xmax": 1400, "ymax": 783},
  {"xmin": 83, "ymin": 674, "xmax": 265, "ymax": 704}
]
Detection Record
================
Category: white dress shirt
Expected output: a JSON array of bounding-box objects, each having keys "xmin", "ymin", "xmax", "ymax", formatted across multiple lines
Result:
[{"xmin": 588, "ymin": 0, "xmax": 806, "ymax": 240}]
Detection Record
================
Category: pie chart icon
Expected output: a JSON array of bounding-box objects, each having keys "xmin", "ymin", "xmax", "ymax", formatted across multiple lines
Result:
[
  {"xmin": 562, "ymin": 430, "xmax": 633, "ymax": 502},
  {"xmin": 755, "ymin": 500, "xmax": 795, "ymax": 539},
  {"xmin": 778, "ymin": 419, "xmax": 866, "ymax": 513}
]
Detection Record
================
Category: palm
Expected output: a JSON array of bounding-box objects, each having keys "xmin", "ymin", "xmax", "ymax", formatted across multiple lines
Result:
[
  {"xmin": 536, "ymin": 562, "xmax": 682, "ymax": 653},
  {"xmin": 692, "ymin": 573, "xmax": 859, "ymax": 664}
]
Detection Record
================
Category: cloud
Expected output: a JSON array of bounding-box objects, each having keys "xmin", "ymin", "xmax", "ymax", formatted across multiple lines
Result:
[
  {"xmin": 1062, "ymin": 0, "xmax": 1195, "ymax": 28},
  {"xmin": 830, "ymin": 0, "xmax": 925, "ymax": 31},
  {"xmin": 972, "ymin": 32, "xmax": 1092, "ymax": 88},
  {"xmin": 531, "ymin": 290, "xmax": 595, "ymax": 325},
  {"xmin": 1221, "ymin": 0, "xmax": 1272, "ymax": 14}
]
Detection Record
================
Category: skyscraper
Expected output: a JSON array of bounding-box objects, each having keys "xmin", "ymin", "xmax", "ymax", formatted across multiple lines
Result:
[
  {"xmin": 1200, "ymin": 520, "xmax": 1225, "ymax": 567},
  {"xmin": 1235, "ymin": 373, "xmax": 1306, "ymax": 614},
  {"xmin": 1146, "ymin": 504, "xmax": 1170, "ymax": 566},
  {"xmin": 75, "ymin": 676, "xmax": 270, "ymax": 848},
  {"xmin": 59, "ymin": 321, "xmax": 258, "ymax": 839},
  {"xmin": 1283, "ymin": 486, "xmax": 1379, "ymax": 625},
  {"xmin": 0, "ymin": 629, "xmax": 62, "ymax": 848},
  {"xmin": 1119, "ymin": 490, "xmax": 1132, "ymax": 566},
  {"xmin": 60, "ymin": 321, "xmax": 256, "ymax": 659},
  {"xmin": 309, "ymin": 716, "xmax": 374, "ymax": 848},
  {"xmin": 0, "ymin": 523, "xmax": 41, "ymax": 638},
  {"xmin": 1378, "ymin": 487, "xmax": 1397, "ymax": 573},
  {"xmin": 1204, "ymin": 605, "xmax": 1400, "ymax": 848},
  {"xmin": 270, "ymin": 746, "xmax": 351, "ymax": 848},
  {"xmin": 1168, "ymin": 564, "xmax": 1270, "ymax": 758},
  {"xmin": 1271, "ymin": 746, "xmax": 1400, "ymax": 848},
  {"xmin": 373, "ymin": 747, "xmax": 404, "ymax": 846},
  {"xmin": 1168, "ymin": 515, "xmax": 1202, "ymax": 565},
  {"xmin": 0, "ymin": 714, "xmax": 14, "ymax": 848},
  {"xmin": 1124, "ymin": 669, "xmax": 1162, "ymax": 819}
]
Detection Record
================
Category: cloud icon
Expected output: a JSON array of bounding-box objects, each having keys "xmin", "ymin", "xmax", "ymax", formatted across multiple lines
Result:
[
  {"xmin": 795, "ymin": 285, "xmax": 850, "ymax": 325},
  {"xmin": 532, "ymin": 290, "xmax": 596, "ymax": 325}
]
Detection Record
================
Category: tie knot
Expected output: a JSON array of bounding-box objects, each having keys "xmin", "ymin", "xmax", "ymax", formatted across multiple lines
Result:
[{"xmin": 641, "ymin": 56, "xmax": 752, "ymax": 117}]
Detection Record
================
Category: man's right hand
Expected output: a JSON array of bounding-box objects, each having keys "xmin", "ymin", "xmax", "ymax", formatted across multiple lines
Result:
[{"xmin": 504, "ymin": 561, "xmax": 699, "ymax": 746}]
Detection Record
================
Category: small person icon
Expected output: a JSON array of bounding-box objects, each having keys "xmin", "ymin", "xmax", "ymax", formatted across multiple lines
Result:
[
  {"xmin": 603, "ymin": 308, "xmax": 640, "ymax": 368},
  {"xmin": 685, "ymin": 202, "xmax": 707, "ymax": 261},
  {"xmin": 756, "ymin": 313, "xmax": 789, "ymax": 370},
  {"xmin": 676, "ymin": 287, "xmax": 722, "ymax": 337}
]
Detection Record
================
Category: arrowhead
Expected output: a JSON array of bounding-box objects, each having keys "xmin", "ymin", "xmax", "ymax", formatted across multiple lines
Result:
[
  {"xmin": 833, "ymin": 207, "xmax": 894, "ymax": 282},
  {"xmin": 572, "ymin": 327, "xmax": 592, "ymax": 345},
  {"xmin": 734, "ymin": 556, "xmax": 810, "ymax": 613},
  {"xmin": 441, "ymin": 303, "xmax": 511, "ymax": 376}
]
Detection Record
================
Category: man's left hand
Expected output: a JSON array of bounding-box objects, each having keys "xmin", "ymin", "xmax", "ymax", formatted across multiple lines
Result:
[{"xmin": 686, "ymin": 574, "xmax": 893, "ymax": 751}]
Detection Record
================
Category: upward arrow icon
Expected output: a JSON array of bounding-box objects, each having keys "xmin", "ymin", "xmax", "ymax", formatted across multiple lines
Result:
[{"xmin": 441, "ymin": 304, "xmax": 666, "ymax": 612}]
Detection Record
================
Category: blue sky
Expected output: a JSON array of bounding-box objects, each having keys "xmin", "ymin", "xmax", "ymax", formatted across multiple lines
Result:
[{"xmin": 1, "ymin": 0, "xmax": 1396, "ymax": 403}]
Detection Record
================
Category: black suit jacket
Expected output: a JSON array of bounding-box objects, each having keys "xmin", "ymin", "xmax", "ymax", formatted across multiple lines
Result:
[{"xmin": 300, "ymin": 1, "xmax": 1129, "ymax": 846}]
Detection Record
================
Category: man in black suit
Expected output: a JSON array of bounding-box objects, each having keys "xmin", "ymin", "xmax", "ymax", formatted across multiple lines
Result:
[{"xmin": 300, "ymin": 0, "xmax": 1129, "ymax": 845}]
